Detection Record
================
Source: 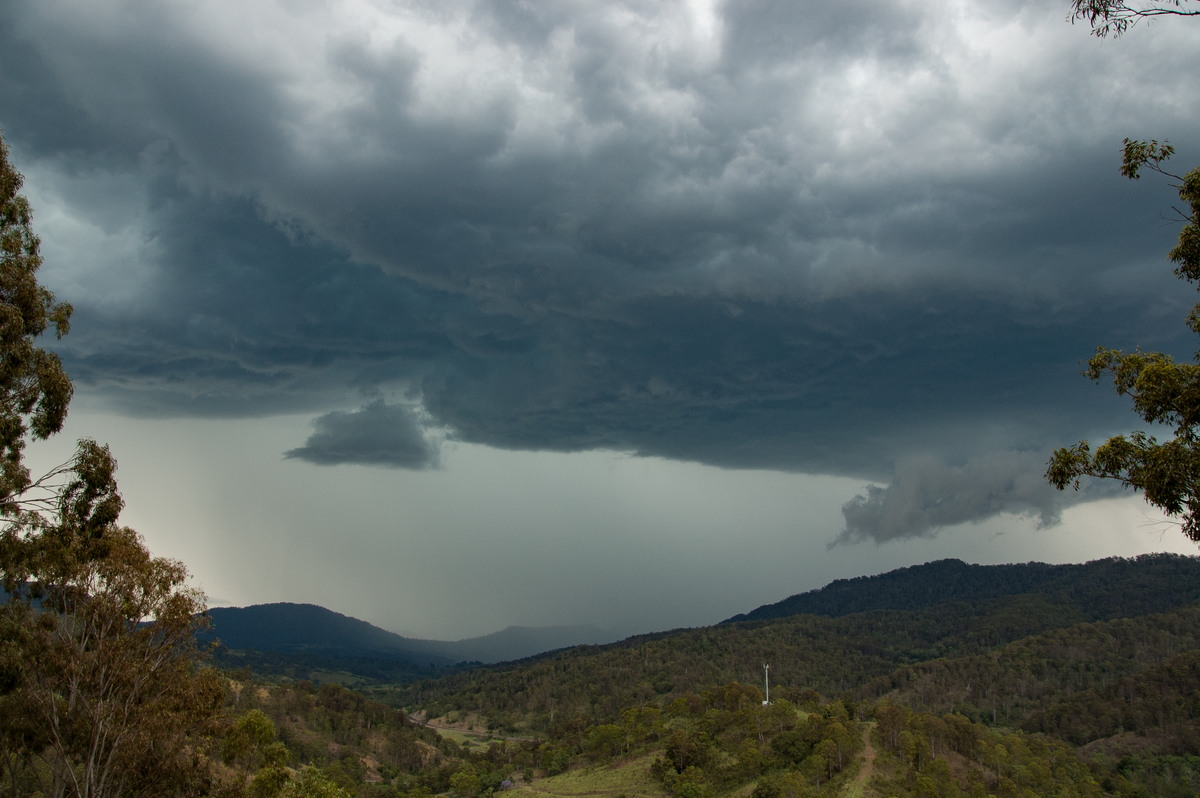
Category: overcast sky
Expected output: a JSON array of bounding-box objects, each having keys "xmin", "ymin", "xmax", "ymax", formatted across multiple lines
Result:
[{"xmin": 2, "ymin": 0, "xmax": 1199, "ymax": 640}]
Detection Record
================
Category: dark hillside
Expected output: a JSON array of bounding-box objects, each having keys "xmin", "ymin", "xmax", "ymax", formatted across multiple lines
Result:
[
  {"xmin": 204, "ymin": 556, "xmax": 1200, "ymax": 797},
  {"xmin": 1028, "ymin": 647, "xmax": 1200, "ymax": 750},
  {"xmin": 857, "ymin": 603, "xmax": 1200, "ymax": 724},
  {"xmin": 723, "ymin": 553, "xmax": 1200, "ymax": 623},
  {"xmin": 393, "ymin": 600, "xmax": 1197, "ymax": 735},
  {"xmin": 202, "ymin": 604, "xmax": 616, "ymax": 685},
  {"xmin": 203, "ymin": 603, "xmax": 457, "ymax": 667},
  {"xmin": 394, "ymin": 555, "xmax": 1200, "ymax": 736}
]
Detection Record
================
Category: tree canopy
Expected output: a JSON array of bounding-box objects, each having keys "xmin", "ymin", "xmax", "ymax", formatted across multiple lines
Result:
[
  {"xmin": 0, "ymin": 135, "xmax": 73, "ymax": 517},
  {"xmin": 1047, "ymin": 141, "xmax": 1200, "ymax": 540}
]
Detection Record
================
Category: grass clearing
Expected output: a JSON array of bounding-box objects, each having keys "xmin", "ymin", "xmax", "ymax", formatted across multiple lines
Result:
[
  {"xmin": 427, "ymin": 727, "xmax": 494, "ymax": 753},
  {"xmin": 504, "ymin": 755, "xmax": 669, "ymax": 798}
]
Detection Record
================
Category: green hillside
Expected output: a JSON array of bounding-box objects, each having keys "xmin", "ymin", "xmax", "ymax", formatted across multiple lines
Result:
[
  {"xmin": 389, "ymin": 556, "xmax": 1200, "ymax": 736},
  {"xmin": 365, "ymin": 555, "xmax": 1200, "ymax": 797},
  {"xmin": 14, "ymin": 551, "xmax": 1200, "ymax": 797}
]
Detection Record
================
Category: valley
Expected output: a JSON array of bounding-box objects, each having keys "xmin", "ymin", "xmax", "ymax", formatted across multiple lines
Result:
[{"xmin": 197, "ymin": 553, "xmax": 1200, "ymax": 797}]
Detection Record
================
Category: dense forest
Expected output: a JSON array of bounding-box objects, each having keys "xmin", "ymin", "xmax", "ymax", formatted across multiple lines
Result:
[
  {"xmin": 154, "ymin": 552, "xmax": 1200, "ymax": 798},
  {"xmin": 366, "ymin": 553, "xmax": 1200, "ymax": 797},
  {"xmin": 390, "ymin": 554, "xmax": 1200, "ymax": 730}
]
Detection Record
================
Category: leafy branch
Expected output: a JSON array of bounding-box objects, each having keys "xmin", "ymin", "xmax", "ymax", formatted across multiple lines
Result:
[{"xmin": 1070, "ymin": 0, "xmax": 1200, "ymax": 37}]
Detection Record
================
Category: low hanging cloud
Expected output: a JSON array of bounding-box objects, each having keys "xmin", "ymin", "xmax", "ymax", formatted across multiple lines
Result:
[
  {"xmin": 834, "ymin": 451, "xmax": 1118, "ymax": 545},
  {"xmin": 285, "ymin": 401, "xmax": 440, "ymax": 469}
]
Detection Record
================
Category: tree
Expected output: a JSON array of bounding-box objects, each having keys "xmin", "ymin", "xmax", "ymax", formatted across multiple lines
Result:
[
  {"xmin": 279, "ymin": 767, "xmax": 353, "ymax": 798},
  {"xmin": 1, "ymin": 525, "xmax": 224, "ymax": 797},
  {"xmin": 0, "ymin": 133, "xmax": 73, "ymax": 513},
  {"xmin": 0, "ymin": 131, "xmax": 224, "ymax": 796},
  {"xmin": 448, "ymin": 766, "xmax": 481, "ymax": 798},
  {"xmin": 584, "ymin": 723, "xmax": 625, "ymax": 759},
  {"xmin": 224, "ymin": 709, "xmax": 290, "ymax": 772},
  {"xmin": 1069, "ymin": 0, "xmax": 1200, "ymax": 37},
  {"xmin": 1047, "ymin": 141, "xmax": 1200, "ymax": 541}
]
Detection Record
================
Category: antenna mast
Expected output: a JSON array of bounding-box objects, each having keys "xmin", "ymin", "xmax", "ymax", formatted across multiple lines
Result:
[{"xmin": 762, "ymin": 663, "xmax": 770, "ymax": 706}]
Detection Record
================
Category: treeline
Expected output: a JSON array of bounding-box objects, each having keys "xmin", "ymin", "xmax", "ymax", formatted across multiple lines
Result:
[
  {"xmin": 383, "ymin": 561, "xmax": 1200, "ymax": 796},
  {"xmin": 725, "ymin": 554, "xmax": 1200, "ymax": 623},
  {"xmin": 207, "ymin": 673, "xmax": 1200, "ymax": 797},
  {"xmin": 1026, "ymin": 648, "xmax": 1200, "ymax": 749}
]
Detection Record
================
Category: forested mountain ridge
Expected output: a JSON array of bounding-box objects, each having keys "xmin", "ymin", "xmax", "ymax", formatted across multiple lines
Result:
[
  {"xmin": 724, "ymin": 553, "xmax": 1200, "ymax": 623},
  {"xmin": 180, "ymin": 554, "xmax": 1200, "ymax": 798},
  {"xmin": 391, "ymin": 555, "xmax": 1200, "ymax": 735},
  {"xmin": 376, "ymin": 555, "xmax": 1200, "ymax": 797},
  {"xmin": 203, "ymin": 602, "xmax": 616, "ymax": 677},
  {"xmin": 204, "ymin": 604, "xmax": 458, "ymax": 666},
  {"xmin": 141, "ymin": 554, "xmax": 1200, "ymax": 797},
  {"xmin": 858, "ymin": 603, "xmax": 1200, "ymax": 723},
  {"xmin": 204, "ymin": 555, "xmax": 1200, "ymax": 691}
]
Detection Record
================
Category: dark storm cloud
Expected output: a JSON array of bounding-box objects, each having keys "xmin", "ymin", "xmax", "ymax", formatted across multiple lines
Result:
[
  {"xmin": 285, "ymin": 400, "xmax": 440, "ymax": 469},
  {"xmin": 2, "ymin": 0, "xmax": 1199, "ymax": 541}
]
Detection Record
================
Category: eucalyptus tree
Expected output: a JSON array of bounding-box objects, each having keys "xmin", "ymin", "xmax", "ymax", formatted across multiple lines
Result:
[
  {"xmin": 1070, "ymin": 0, "xmax": 1200, "ymax": 37},
  {"xmin": 0, "ymin": 132, "xmax": 223, "ymax": 797},
  {"xmin": 1047, "ymin": 142, "xmax": 1200, "ymax": 540},
  {"xmin": 1048, "ymin": 0, "xmax": 1200, "ymax": 540}
]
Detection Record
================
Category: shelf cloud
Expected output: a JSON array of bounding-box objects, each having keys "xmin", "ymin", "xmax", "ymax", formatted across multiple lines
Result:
[{"xmin": 2, "ymin": 0, "xmax": 1198, "ymax": 542}]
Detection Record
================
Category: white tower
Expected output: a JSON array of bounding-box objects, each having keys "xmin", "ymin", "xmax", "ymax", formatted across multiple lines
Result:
[{"xmin": 762, "ymin": 663, "xmax": 770, "ymax": 706}]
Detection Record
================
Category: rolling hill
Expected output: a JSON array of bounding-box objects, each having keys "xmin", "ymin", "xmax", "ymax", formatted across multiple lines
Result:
[
  {"xmin": 723, "ymin": 553, "xmax": 1200, "ymax": 622},
  {"xmin": 201, "ymin": 602, "xmax": 617, "ymax": 681}
]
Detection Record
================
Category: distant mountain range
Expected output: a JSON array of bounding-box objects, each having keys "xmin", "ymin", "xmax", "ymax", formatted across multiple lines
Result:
[
  {"xmin": 194, "ymin": 553, "xmax": 1200, "ymax": 797},
  {"xmin": 201, "ymin": 602, "xmax": 616, "ymax": 672},
  {"xmin": 201, "ymin": 553, "xmax": 1200, "ymax": 686}
]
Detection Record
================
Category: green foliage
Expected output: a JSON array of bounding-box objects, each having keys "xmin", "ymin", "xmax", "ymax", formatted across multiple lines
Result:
[
  {"xmin": 224, "ymin": 709, "xmax": 282, "ymax": 766},
  {"xmin": 0, "ymin": 522, "xmax": 223, "ymax": 797},
  {"xmin": 870, "ymin": 706, "xmax": 1105, "ymax": 797},
  {"xmin": 1048, "ymin": 144, "xmax": 1200, "ymax": 540},
  {"xmin": 0, "ymin": 135, "xmax": 72, "ymax": 514},
  {"xmin": 1068, "ymin": 0, "xmax": 1200, "ymax": 37},
  {"xmin": 249, "ymin": 764, "xmax": 293, "ymax": 798},
  {"xmin": 0, "ymin": 131, "xmax": 229, "ymax": 797},
  {"xmin": 220, "ymin": 678, "xmax": 476, "ymax": 797},
  {"xmin": 1025, "ymin": 647, "xmax": 1200, "ymax": 747},
  {"xmin": 859, "ymin": 604, "xmax": 1200, "ymax": 724},
  {"xmin": 585, "ymin": 723, "xmax": 627, "ymax": 759},
  {"xmin": 751, "ymin": 769, "xmax": 810, "ymax": 798},
  {"xmin": 257, "ymin": 765, "xmax": 354, "ymax": 798},
  {"xmin": 449, "ymin": 766, "xmax": 482, "ymax": 798}
]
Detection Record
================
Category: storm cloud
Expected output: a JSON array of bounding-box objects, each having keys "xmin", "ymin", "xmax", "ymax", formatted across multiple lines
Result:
[
  {"xmin": 835, "ymin": 452, "xmax": 1125, "ymax": 544},
  {"xmin": 286, "ymin": 400, "xmax": 441, "ymax": 469},
  {"xmin": 2, "ymin": 0, "xmax": 1198, "ymax": 542}
]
